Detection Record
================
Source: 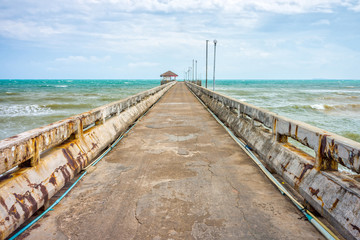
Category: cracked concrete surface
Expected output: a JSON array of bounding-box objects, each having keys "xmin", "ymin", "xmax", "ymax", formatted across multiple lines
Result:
[{"xmin": 21, "ymin": 83, "xmax": 324, "ymax": 240}]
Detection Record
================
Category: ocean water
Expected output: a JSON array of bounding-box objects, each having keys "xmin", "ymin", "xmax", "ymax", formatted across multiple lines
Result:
[
  {"xmin": 0, "ymin": 79, "xmax": 159, "ymax": 140},
  {"xmin": 209, "ymin": 79, "xmax": 360, "ymax": 143},
  {"xmin": 0, "ymin": 79, "xmax": 359, "ymax": 143}
]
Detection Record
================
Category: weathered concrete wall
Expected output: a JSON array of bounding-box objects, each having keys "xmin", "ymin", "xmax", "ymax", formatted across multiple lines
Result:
[
  {"xmin": 186, "ymin": 82, "xmax": 360, "ymax": 240},
  {"xmin": 186, "ymin": 80, "xmax": 202, "ymax": 86},
  {"xmin": 0, "ymin": 82, "xmax": 176, "ymax": 239}
]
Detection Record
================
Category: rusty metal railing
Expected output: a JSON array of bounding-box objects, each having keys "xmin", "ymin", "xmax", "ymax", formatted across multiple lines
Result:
[
  {"xmin": 186, "ymin": 82, "xmax": 360, "ymax": 174},
  {"xmin": 0, "ymin": 82, "xmax": 175, "ymax": 175}
]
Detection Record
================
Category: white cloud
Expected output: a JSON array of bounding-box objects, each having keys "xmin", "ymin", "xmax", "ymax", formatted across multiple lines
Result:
[
  {"xmin": 311, "ymin": 19, "xmax": 331, "ymax": 25},
  {"xmin": 245, "ymin": 0, "xmax": 338, "ymax": 13},
  {"xmin": 0, "ymin": 0, "xmax": 356, "ymax": 44},
  {"xmin": 2, "ymin": 0, "xmax": 356, "ymax": 19},
  {"xmin": 55, "ymin": 55, "xmax": 111, "ymax": 63},
  {"xmin": 351, "ymin": 2, "xmax": 360, "ymax": 11},
  {"xmin": 128, "ymin": 61, "xmax": 160, "ymax": 68},
  {"xmin": 1, "ymin": 0, "xmax": 360, "ymax": 79},
  {"xmin": 235, "ymin": 45, "xmax": 271, "ymax": 59},
  {"xmin": 67, "ymin": 0, "xmax": 358, "ymax": 14},
  {"xmin": 0, "ymin": 20, "xmax": 66, "ymax": 40}
]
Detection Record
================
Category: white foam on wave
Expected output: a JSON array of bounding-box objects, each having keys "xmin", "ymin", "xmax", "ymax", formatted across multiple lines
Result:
[
  {"xmin": 310, "ymin": 103, "xmax": 360, "ymax": 112},
  {"xmin": 310, "ymin": 104, "xmax": 326, "ymax": 110},
  {"xmin": 55, "ymin": 85, "xmax": 68, "ymax": 88},
  {"xmin": 4, "ymin": 92, "xmax": 20, "ymax": 96},
  {"xmin": 303, "ymin": 89, "xmax": 360, "ymax": 94},
  {"xmin": 0, "ymin": 104, "xmax": 53, "ymax": 117}
]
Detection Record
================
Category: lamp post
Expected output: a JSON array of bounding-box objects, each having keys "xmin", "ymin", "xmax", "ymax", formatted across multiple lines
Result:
[
  {"xmin": 192, "ymin": 60, "xmax": 194, "ymax": 81},
  {"xmin": 213, "ymin": 39, "xmax": 217, "ymax": 91},
  {"xmin": 195, "ymin": 60, "xmax": 197, "ymax": 81},
  {"xmin": 205, "ymin": 40, "xmax": 209, "ymax": 88}
]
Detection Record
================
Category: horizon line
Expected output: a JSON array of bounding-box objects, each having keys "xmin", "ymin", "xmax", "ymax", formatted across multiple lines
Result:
[{"xmin": 1, "ymin": 78, "xmax": 360, "ymax": 81}]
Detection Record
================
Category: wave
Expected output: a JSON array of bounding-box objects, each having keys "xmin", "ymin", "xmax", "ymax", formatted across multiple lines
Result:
[
  {"xmin": 275, "ymin": 103, "xmax": 360, "ymax": 113},
  {"xmin": 44, "ymin": 103, "xmax": 93, "ymax": 110},
  {"xmin": 302, "ymin": 89, "xmax": 360, "ymax": 94},
  {"xmin": 83, "ymin": 93, "xmax": 100, "ymax": 96},
  {"xmin": 54, "ymin": 85, "xmax": 68, "ymax": 88},
  {"xmin": 0, "ymin": 104, "xmax": 53, "ymax": 117},
  {"xmin": 4, "ymin": 92, "xmax": 20, "ymax": 96},
  {"xmin": 310, "ymin": 104, "xmax": 325, "ymax": 110},
  {"xmin": 310, "ymin": 104, "xmax": 360, "ymax": 111},
  {"xmin": 342, "ymin": 132, "xmax": 360, "ymax": 143},
  {"xmin": 322, "ymin": 96, "xmax": 358, "ymax": 100}
]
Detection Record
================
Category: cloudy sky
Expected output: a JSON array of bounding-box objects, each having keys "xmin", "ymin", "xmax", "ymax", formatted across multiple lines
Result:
[{"xmin": 1, "ymin": 0, "xmax": 360, "ymax": 79}]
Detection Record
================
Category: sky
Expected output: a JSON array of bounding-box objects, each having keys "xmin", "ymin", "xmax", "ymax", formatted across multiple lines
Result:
[{"xmin": 0, "ymin": 0, "xmax": 360, "ymax": 80}]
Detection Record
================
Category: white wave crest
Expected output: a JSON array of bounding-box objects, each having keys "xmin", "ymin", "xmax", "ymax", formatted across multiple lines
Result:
[
  {"xmin": 310, "ymin": 104, "xmax": 326, "ymax": 110},
  {"xmin": 0, "ymin": 104, "xmax": 53, "ymax": 117}
]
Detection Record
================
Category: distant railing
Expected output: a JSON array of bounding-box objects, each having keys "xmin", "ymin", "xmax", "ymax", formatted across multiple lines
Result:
[
  {"xmin": 186, "ymin": 82, "xmax": 360, "ymax": 174},
  {"xmin": 161, "ymin": 80, "xmax": 176, "ymax": 85},
  {"xmin": 186, "ymin": 80, "xmax": 202, "ymax": 86},
  {"xmin": 0, "ymin": 82, "xmax": 175, "ymax": 175}
]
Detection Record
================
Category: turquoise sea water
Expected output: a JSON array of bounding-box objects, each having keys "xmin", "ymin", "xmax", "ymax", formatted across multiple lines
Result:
[
  {"xmin": 0, "ymin": 79, "xmax": 359, "ymax": 143},
  {"xmin": 0, "ymin": 79, "xmax": 159, "ymax": 140}
]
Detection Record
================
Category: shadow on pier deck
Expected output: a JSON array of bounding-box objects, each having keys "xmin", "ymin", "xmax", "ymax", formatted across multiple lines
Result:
[{"xmin": 22, "ymin": 83, "xmax": 325, "ymax": 239}]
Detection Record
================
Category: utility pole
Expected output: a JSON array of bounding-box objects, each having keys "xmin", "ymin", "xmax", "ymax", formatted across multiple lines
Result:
[
  {"xmin": 206, "ymin": 40, "xmax": 209, "ymax": 88},
  {"xmin": 195, "ymin": 60, "xmax": 197, "ymax": 81},
  {"xmin": 213, "ymin": 40, "xmax": 217, "ymax": 91},
  {"xmin": 192, "ymin": 60, "xmax": 194, "ymax": 81}
]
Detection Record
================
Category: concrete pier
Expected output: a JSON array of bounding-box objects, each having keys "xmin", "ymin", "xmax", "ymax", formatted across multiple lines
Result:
[{"xmin": 21, "ymin": 83, "xmax": 325, "ymax": 239}]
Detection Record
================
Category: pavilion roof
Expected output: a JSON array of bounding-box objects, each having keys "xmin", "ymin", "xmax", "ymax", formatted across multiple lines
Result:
[{"xmin": 160, "ymin": 71, "xmax": 178, "ymax": 77}]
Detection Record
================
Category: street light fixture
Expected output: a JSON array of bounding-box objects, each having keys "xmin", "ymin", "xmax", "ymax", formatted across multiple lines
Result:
[{"xmin": 213, "ymin": 39, "xmax": 217, "ymax": 91}]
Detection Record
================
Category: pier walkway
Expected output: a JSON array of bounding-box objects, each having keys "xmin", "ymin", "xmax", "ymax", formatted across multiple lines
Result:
[{"xmin": 22, "ymin": 83, "xmax": 324, "ymax": 239}]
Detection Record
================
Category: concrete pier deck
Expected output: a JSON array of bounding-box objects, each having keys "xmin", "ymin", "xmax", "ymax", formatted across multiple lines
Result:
[{"xmin": 21, "ymin": 83, "xmax": 324, "ymax": 239}]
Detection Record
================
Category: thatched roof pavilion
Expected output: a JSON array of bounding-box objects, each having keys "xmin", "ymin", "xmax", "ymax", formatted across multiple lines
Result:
[{"xmin": 160, "ymin": 71, "xmax": 178, "ymax": 80}]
